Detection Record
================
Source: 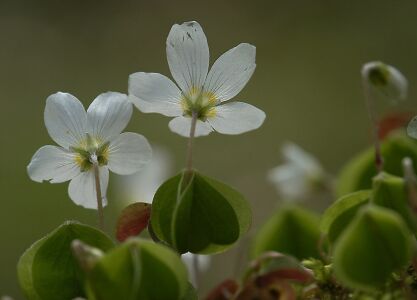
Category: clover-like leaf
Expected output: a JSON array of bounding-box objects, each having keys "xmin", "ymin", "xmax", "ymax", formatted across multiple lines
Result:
[
  {"xmin": 321, "ymin": 190, "xmax": 371, "ymax": 244},
  {"xmin": 252, "ymin": 205, "xmax": 321, "ymax": 260},
  {"xmin": 151, "ymin": 170, "xmax": 252, "ymax": 254},
  {"xmin": 337, "ymin": 131, "xmax": 417, "ymax": 196},
  {"xmin": 87, "ymin": 238, "xmax": 188, "ymax": 300},
  {"xmin": 17, "ymin": 221, "xmax": 114, "ymax": 300},
  {"xmin": 372, "ymin": 172, "xmax": 417, "ymax": 234},
  {"xmin": 333, "ymin": 205, "xmax": 412, "ymax": 291}
]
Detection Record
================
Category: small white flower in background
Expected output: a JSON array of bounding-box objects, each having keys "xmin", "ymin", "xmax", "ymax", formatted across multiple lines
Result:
[
  {"xmin": 115, "ymin": 147, "xmax": 172, "ymax": 204},
  {"xmin": 362, "ymin": 61, "xmax": 408, "ymax": 104},
  {"xmin": 129, "ymin": 21, "xmax": 265, "ymax": 137},
  {"xmin": 268, "ymin": 142, "xmax": 326, "ymax": 201},
  {"xmin": 27, "ymin": 92, "xmax": 152, "ymax": 209},
  {"xmin": 181, "ymin": 252, "xmax": 211, "ymax": 287}
]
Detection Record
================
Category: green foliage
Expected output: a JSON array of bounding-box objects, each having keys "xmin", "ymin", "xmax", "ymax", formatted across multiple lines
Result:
[
  {"xmin": 252, "ymin": 205, "xmax": 321, "ymax": 260},
  {"xmin": 372, "ymin": 172, "xmax": 417, "ymax": 234},
  {"xmin": 321, "ymin": 190, "xmax": 371, "ymax": 244},
  {"xmin": 87, "ymin": 238, "xmax": 188, "ymax": 300},
  {"xmin": 337, "ymin": 132, "xmax": 417, "ymax": 196},
  {"xmin": 333, "ymin": 205, "xmax": 412, "ymax": 292},
  {"xmin": 150, "ymin": 170, "xmax": 252, "ymax": 254},
  {"xmin": 17, "ymin": 221, "xmax": 114, "ymax": 300}
]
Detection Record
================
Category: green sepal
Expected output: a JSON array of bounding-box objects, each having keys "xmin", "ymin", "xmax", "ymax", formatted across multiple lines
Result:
[
  {"xmin": 252, "ymin": 205, "xmax": 321, "ymax": 260},
  {"xmin": 17, "ymin": 221, "xmax": 114, "ymax": 300},
  {"xmin": 150, "ymin": 170, "xmax": 252, "ymax": 254},
  {"xmin": 333, "ymin": 205, "xmax": 412, "ymax": 292}
]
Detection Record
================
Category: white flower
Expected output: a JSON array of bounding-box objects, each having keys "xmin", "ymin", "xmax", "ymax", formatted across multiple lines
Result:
[
  {"xmin": 362, "ymin": 61, "xmax": 408, "ymax": 103},
  {"xmin": 128, "ymin": 21, "xmax": 265, "ymax": 137},
  {"xmin": 27, "ymin": 92, "xmax": 152, "ymax": 209},
  {"xmin": 115, "ymin": 146, "xmax": 172, "ymax": 204},
  {"xmin": 267, "ymin": 142, "xmax": 325, "ymax": 201}
]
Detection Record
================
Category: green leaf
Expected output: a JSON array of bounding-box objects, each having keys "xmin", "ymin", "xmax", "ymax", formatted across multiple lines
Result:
[
  {"xmin": 252, "ymin": 205, "xmax": 321, "ymax": 260},
  {"xmin": 333, "ymin": 205, "xmax": 412, "ymax": 291},
  {"xmin": 17, "ymin": 221, "xmax": 114, "ymax": 300},
  {"xmin": 151, "ymin": 170, "xmax": 252, "ymax": 254},
  {"xmin": 321, "ymin": 190, "xmax": 371, "ymax": 244},
  {"xmin": 181, "ymin": 283, "xmax": 198, "ymax": 300},
  {"xmin": 337, "ymin": 131, "xmax": 417, "ymax": 196},
  {"xmin": 88, "ymin": 238, "xmax": 188, "ymax": 300},
  {"xmin": 372, "ymin": 172, "xmax": 417, "ymax": 234}
]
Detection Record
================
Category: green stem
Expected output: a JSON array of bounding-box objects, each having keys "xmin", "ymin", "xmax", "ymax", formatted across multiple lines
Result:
[
  {"xmin": 93, "ymin": 161, "xmax": 104, "ymax": 230},
  {"xmin": 185, "ymin": 111, "xmax": 198, "ymax": 175},
  {"xmin": 362, "ymin": 74, "xmax": 383, "ymax": 173}
]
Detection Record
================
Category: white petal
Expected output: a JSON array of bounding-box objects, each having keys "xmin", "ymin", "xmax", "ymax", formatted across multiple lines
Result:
[
  {"xmin": 281, "ymin": 142, "xmax": 323, "ymax": 176},
  {"xmin": 87, "ymin": 92, "xmax": 132, "ymax": 141},
  {"xmin": 208, "ymin": 102, "xmax": 265, "ymax": 135},
  {"xmin": 204, "ymin": 43, "xmax": 256, "ymax": 101},
  {"xmin": 27, "ymin": 145, "xmax": 80, "ymax": 183},
  {"xmin": 181, "ymin": 253, "xmax": 211, "ymax": 287},
  {"xmin": 166, "ymin": 21, "xmax": 209, "ymax": 94},
  {"xmin": 68, "ymin": 167, "xmax": 109, "ymax": 209},
  {"xmin": 268, "ymin": 164, "xmax": 309, "ymax": 200},
  {"xmin": 168, "ymin": 116, "xmax": 213, "ymax": 137},
  {"xmin": 107, "ymin": 132, "xmax": 152, "ymax": 175},
  {"xmin": 128, "ymin": 72, "xmax": 183, "ymax": 117},
  {"xmin": 44, "ymin": 92, "xmax": 87, "ymax": 148}
]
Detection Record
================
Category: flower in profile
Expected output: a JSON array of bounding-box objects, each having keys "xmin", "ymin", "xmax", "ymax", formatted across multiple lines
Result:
[
  {"xmin": 27, "ymin": 92, "xmax": 152, "ymax": 209},
  {"xmin": 362, "ymin": 61, "xmax": 408, "ymax": 104},
  {"xmin": 129, "ymin": 21, "xmax": 265, "ymax": 137},
  {"xmin": 267, "ymin": 142, "xmax": 326, "ymax": 201}
]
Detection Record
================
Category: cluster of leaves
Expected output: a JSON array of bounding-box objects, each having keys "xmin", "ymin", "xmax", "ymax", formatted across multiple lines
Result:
[{"xmin": 203, "ymin": 130, "xmax": 417, "ymax": 300}]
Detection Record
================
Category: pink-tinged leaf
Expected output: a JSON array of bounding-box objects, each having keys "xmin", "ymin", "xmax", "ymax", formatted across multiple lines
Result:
[
  {"xmin": 379, "ymin": 111, "xmax": 414, "ymax": 139},
  {"xmin": 116, "ymin": 202, "xmax": 151, "ymax": 242},
  {"xmin": 236, "ymin": 280, "xmax": 296, "ymax": 300},
  {"xmin": 255, "ymin": 268, "xmax": 313, "ymax": 286},
  {"xmin": 205, "ymin": 279, "xmax": 239, "ymax": 300}
]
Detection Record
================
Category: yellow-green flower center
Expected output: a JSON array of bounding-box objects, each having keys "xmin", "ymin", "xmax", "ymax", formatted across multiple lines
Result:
[
  {"xmin": 181, "ymin": 88, "xmax": 218, "ymax": 120},
  {"xmin": 71, "ymin": 134, "xmax": 110, "ymax": 172}
]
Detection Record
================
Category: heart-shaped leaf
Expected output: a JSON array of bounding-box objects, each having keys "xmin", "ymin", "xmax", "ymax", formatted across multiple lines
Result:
[
  {"xmin": 87, "ymin": 238, "xmax": 188, "ymax": 300},
  {"xmin": 337, "ymin": 131, "xmax": 417, "ymax": 196},
  {"xmin": 321, "ymin": 190, "xmax": 371, "ymax": 244},
  {"xmin": 151, "ymin": 170, "xmax": 252, "ymax": 254},
  {"xmin": 116, "ymin": 202, "xmax": 152, "ymax": 242},
  {"xmin": 333, "ymin": 205, "xmax": 412, "ymax": 291},
  {"xmin": 252, "ymin": 205, "xmax": 321, "ymax": 260},
  {"xmin": 17, "ymin": 221, "xmax": 114, "ymax": 300},
  {"xmin": 371, "ymin": 172, "xmax": 417, "ymax": 234}
]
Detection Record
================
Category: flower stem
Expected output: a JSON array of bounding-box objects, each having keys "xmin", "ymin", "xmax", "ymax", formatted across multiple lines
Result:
[
  {"xmin": 186, "ymin": 111, "xmax": 198, "ymax": 175},
  {"xmin": 92, "ymin": 161, "xmax": 104, "ymax": 230},
  {"xmin": 362, "ymin": 74, "xmax": 383, "ymax": 173}
]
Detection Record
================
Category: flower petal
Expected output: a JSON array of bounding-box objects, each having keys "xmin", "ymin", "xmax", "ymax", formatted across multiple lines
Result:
[
  {"xmin": 68, "ymin": 167, "xmax": 109, "ymax": 209},
  {"xmin": 208, "ymin": 102, "xmax": 265, "ymax": 134},
  {"xmin": 87, "ymin": 92, "xmax": 132, "ymax": 141},
  {"xmin": 166, "ymin": 21, "xmax": 209, "ymax": 94},
  {"xmin": 107, "ymin": 132, "xmax": 153, "ymax": 175},
  {"xmin": 128, "ymin": 72, "xmax": 182, "ymax": 117},
  {"xmin": 44, "ymin": 92, "xmax": 87, "ymax": 148},
  {"xmin": 168, "ymin": 116, "xmax": 213, "ymax": 137},
  {"xmin": 204, "ymin": 43, "xmax": 256, "ymax": 101},
  {"xmin": 27, "ymin": 145, "xmax": 80, "ymax": 183}
]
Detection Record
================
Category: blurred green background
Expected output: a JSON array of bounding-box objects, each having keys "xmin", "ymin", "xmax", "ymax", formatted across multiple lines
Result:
[{"xmin": 1, "ymin": 0, "xmax": 417, "ymax": 297}]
